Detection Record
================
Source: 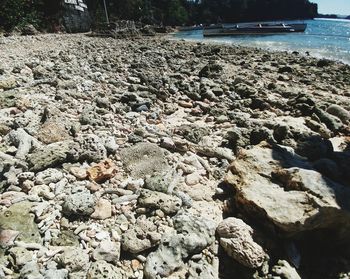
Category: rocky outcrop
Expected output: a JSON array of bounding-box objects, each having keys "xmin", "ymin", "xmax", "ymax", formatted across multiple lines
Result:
[{"xmin": 226, "ymin": 143, "xmax": 350, "ymax": 238}]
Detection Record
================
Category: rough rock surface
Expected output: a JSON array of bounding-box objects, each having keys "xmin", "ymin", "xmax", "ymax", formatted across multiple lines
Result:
[
  {"xmin": 226, "ymin": 143, "xmax": 350, "ymax": 238},
  {"xmin": 217, "ymin": 217, "xmax": 268, "ymax": 268}
]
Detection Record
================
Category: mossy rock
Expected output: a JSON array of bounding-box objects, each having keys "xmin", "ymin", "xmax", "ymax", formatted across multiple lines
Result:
[{"xmin": 0, "ymin": 202, "xmax": 42, "ymax": 244}]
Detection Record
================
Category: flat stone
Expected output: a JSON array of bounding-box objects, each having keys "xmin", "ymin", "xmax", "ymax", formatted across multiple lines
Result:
[
  {"xmin": 91, "ymin": 199, "xmax": 112, "ymax": 220},
  {"xmin": 58, "ymin": 247, "xmax": 90, "ymax": 272},
  {"xmin": 0, "ymin": 202, "xmax": 41, "ymax": 244},
  {"xmin": 92, "ymin": 240, "xmax": 120, "ymax": 264},
  {"xmin": 138, "ymin": 189, "xmax": 182, "ymax": 215},
  {"xmin": 120, "ymin": 143, "xmax": 169, "ymax": 178},
  {"xmin": 27, "ymin": 140, "xmax": 75, "ymax": 172}
]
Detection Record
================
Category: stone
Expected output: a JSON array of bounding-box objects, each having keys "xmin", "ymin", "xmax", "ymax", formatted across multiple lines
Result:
[
  {"xmin": 51, "ymin": 230, "xmax": 80, "ymax": 247},
  {"xmin": 272, "ymin": 260, "xmax": 301, "ymax": 279},
  {"xmin": 138, "ymin": 189, "xmax": 182, "ymax": 215},
  {"xmin": 5, "ymin": 128, "xmax": 40, "ymax": 159},
  {"xmin": 91, "ymin": 199, "xmax": 112, "ymax": 220},
  {"xmin": 27, "ymin": 140, "xmax": 75, "ymax": 172},
  {"xmin": 58, "ymin": 247, "xmax": 90, "ymax": 272},
  {"xmin": 69, "ymin": 166, "xmax": 88, "ymax": 180},
  {"xmin": 87, "ymin": 159, "xmax": 117, "ymax": 183},
  {"xmin": 87, "ymin": 260, "xmax": 124, "ymax": 279},
  {"xmin": 0, "ymin": 229, "xmax": 20, "ymax": 247},
  {"xmin": 122, "ymin": 217, "xmax": 161, "ymax": 254},
  {"xmin": 35, "ymin": 168, "xmax": 64, "ymax": 185},
  {"xmin": 120, "ymin": 143, "xmax": 169, "ymax": 178},
  {"xmin": 326, "ymin": 104, "xmax": 350, "ymax": 124},
  {"xmin": 92, "ymin": 240, "xmax": 120, "ymax": 263},
  {"xmin": 235, "ymin": 83, "xmax": 258, "ymax": 97},
  {"xmin": 9, "ymin": 247, "xmax": 33, "ymax": 267},
  {"xmin": 20, "ymin": 261, "xmax": 43, "ymax": 279},
  {"xmin": 226, "ymin": 143, "xmax": 350, "ymax": 237},
  {"xmin": 199, "ymin": 62, "xmax": 223, "ymax": 78},
  {"xmin": 36, "ymin": 120, "xmax": 71, "ymax": 144},
  {"xmin": 185, "ymin": 172, "xmax": 201, "ymax": 186},
  {"xmin": 0, "ymin": 77, "xmax": 16, "ymax": 90},
  {"xmin": 75, "ymin": 134, "xmax": 107, "ymax": 162},
  {"xmin": 314, "ymin": 107, "xmax": 343, "ymax": 132},
  {"xmin": 0, "ymin": 202, "xmax": 41, "ymax": 244},
  {"xmin": 295, "ymin": 136, "xmax": 333, "ymax": 161},
  {"xmin": 43, "ymin": 268, "xmax": 69, "ymax": 279},
  {"xmin": 144, "ymin": 211, "xmax": 216, "ymax": 279},
  {"xmin": 217, "ymin": 217, "xmax": 268, "ymax": 268},
  {"xmin": 144, "ymin": 174, "xmax": 171, "ymax": 193},
  {"xmin": 104, "ymin": 136, "xmax": 118, "ymax": 154},
  {"xmin": 62, "ymin": 190, "xmax": 95, "ymax": 217}
]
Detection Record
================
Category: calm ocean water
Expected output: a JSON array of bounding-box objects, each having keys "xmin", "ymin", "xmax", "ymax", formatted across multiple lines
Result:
[{"xmin": 174, "ymin": 19, "xmax": 350, "ymax": 64}]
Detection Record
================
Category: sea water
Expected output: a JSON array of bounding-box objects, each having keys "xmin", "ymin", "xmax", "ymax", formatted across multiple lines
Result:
[{"xmin": 174, "ymin": 19, "xmax": 350, "ymax": 64}]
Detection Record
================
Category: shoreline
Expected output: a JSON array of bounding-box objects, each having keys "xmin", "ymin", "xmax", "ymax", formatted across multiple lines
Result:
[
  {"xmin": 171, "ymin": 19, "xmax": 350, "ymax": 66},
  {"xmin": 171, "ymin": 34, "xmax": 350, "ymax": 66},
  {"xmin": 0, "ymin": 33, "xmax": 349, "ymax": 279}
]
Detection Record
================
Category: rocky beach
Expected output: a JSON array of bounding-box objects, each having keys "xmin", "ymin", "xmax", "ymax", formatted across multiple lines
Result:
[{"xmin": 0, "ymin": 32, "xmax": 349, "ymax": 279}]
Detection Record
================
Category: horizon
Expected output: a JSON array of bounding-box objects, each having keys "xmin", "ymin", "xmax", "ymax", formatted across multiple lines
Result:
[{"xmin": 312, "ymin": 0, "xmax": 350, "ymax": 15}]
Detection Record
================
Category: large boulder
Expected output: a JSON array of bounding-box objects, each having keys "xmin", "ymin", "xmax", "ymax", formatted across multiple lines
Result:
[{"xmin": 225, "ymin": 142, "xmax": 350, "ymax": 238}]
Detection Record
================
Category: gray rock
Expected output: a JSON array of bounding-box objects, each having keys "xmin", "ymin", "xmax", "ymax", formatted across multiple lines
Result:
[
  {"xmin": 226, "ymin": 143, "xmax": 350, "ymax": 237},
  {"xmin": 217, "ymin": 217, "xmax": 268, "ymax": 268},
  {"xmin": 120, "ymin": 142, "xmax": 169, "ymax": 178},
  {"xmin": 0, "ymin": 202, "xmax": 42, "ymax": 244},
  {"xmin": 35, "ymin": 168, "xmax": 64, "ymax": 185},
  {"xmin": 58, "ymin": 247, "xmax": 90, "ymax": 272},
  {"xmin": 315, "ymin": 107, "xmax": 343, "ymax": 132},
  {"xmin": 138, "ymin": 189, "xmax": 182, "ymax": 215},
  {"xmin": 104, "ymin": 136, "xmax": 118, "ymax": 154},
  {"xmin": 75, "ymin": 134, "xmax": 107, "ymax": 162},
  {"xmin": 27, "ymin": 140, "xmax": 75, "ymax": 172},
  {"xmin": 5, "ymin": 128, "xmax": 40, "ymax": 159},
  {"xmin": 43, "ymin": 268, "xmax": 68, "ymax": 279},
  {"xmin": 187, "ymin": 258, "xmax": 218, "ymax": 279},
  {"xmin": 20, "ymin": 261, "xmax": 43, "ymax": 279},
  {"xmin": 92, "ymin": 240, "xmax": 120, "ymax": 263},
  {"xmin": 122, "ymin": 217, "xmax": 161, "ymax": 254},
  {"xmin": 62, "ymin": 190, "xmax": 95, "ymax": 217},
  {"xmin": 235, "ymin": 83, "xmax": 258, "ymax": 97},
  {"xmin": 9, "ymin": 247, "xmax": 34, "ymax": 267},
  {"xmin": 144, "ymin": 211, "xmax": 216, "ymax": 279},
  {"xmin": 144, "ymin": 174, "xmax": 170, "ymax": 193},
  {"xmin": 87, "ymin": 260, "xmax": 124, "ymax": 279},
  {"xmin": 326, "ymin": 104, "xmax": 350, "ymax": 124}
]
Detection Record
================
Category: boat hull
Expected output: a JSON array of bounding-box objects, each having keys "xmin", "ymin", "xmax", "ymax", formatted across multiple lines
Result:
[{"xmin": 203, "ymin": 23, "xmax": 307, "ymax": 37}]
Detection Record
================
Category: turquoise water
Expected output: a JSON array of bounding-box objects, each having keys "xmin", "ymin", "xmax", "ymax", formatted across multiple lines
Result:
[{"xmin": 174, "ymin": 19, "xmax": 350, "ymax": 64}]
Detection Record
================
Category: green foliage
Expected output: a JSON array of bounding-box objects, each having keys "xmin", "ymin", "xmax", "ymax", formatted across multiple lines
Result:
[
  {"xmin": 166, "ymin": 0, "xmax": 188, "ymax": 25},
  {"xmin": 0, "ymin": 0, "xmax": 45, "ymax": 30}
]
